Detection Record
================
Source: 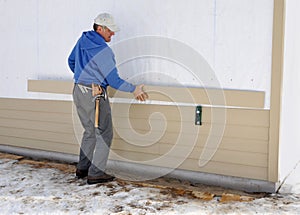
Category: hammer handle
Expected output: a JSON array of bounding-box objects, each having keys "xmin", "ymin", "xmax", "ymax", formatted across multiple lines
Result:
[{"xmin": 95, "ymin": 99, "xmax": 100, "ymax": 128}]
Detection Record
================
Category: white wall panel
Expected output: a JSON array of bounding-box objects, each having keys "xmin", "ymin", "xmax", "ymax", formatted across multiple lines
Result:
[
  {"xmin": 214, "ymin": 0, "xmax": 274, "ymax": 107},
  {"xmin": 0, "ymin": 0, "xmax": 38, "ymax": 98},
  {"xmin": 0, "ymin": 0, "xmax": 273, "ymax": 107}
]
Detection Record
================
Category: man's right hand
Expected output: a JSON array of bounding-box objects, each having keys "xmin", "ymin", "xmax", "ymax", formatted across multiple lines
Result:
[{"xmin": 133, "ymin": 84, "xmax": 149, "ymax": 101}]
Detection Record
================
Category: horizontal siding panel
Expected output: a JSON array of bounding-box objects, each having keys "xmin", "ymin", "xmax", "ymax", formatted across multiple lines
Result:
[
  {"xmin": 28, "ymin": 80, "xmax": 73, "ymax": 95},
  {"xmin": 110, "ymin": 86, "xmax": 265, "ymax": 108},
  {"xmin": 0, "ymin": 127, "xmax": 78, "ymax": 145},
  {"xmin": 0, "ymin": 118, "xmax": 75, "ymax": 134},
  {"xmin": 109, "ymin": 150, "xmax": 160, "ymax": 163},
  {"xmin": 0, "ymin": 98, "xmax": 72, "ymax": 113},
  {"xmin": 111, "ymin": 103, "xmax": 184, "ymax": 121},
  {"xmin": 28, "ymin": 80, "xmax": 265, "ymax": 108},
  {"xmin": 109, "ymin": 151, "xmax": 268, "ymax": 180},
  {"xmin": 111, "ymin": 103, "xmax": 270, "ymax": 127},
  {"xmin": 0, "ymin": 107, "xmax": 269, "ymax": 140},
  {"xmin": 0, "ymin": 136, "xmax": 79, "ymax": 155},
  {"xmin": 223, "ymin": 125, "xmax": 269, "ymax": 140},
  {"xmin": 160, "ymin": 145, "xmax": 268, "ymax": 168},
  {"xmin": 222, "ymin": 108, "xmax": 269, "ymax": 127},
  {"xmin": 113, "ymin": 133, "xmax": 268, "ymax": 153},
  {"xmin": 217, "ymin": 138, "xmax": 268, "ymax": 153},
  {"xmin": 179, "ymin": 159, "xmax": 268, "ymax": 180},
  {"xmin": 113, "ymin": 128, "xmax": 205, "ymax": 146},
  {"xmin": 113, "ymin": 124, "xmax": 269, "ymax": 141},
  {"xmin": 111, "ymin": 139, "xmax": 160, "ymax": 154},
  {"xmin": 111, "ymin": 139, "xmax": 267, "ymax": 168},
  {"xmin": 0, "ymin": 99, "xmax": 269, "ymax": 126},
  {"xmin": 0, "ymin": 109, "xmax": 73, "ymax": 124}
]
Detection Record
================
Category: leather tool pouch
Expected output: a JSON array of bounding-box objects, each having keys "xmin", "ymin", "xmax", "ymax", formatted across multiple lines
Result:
[{"xmin": 92, "ymin": 83, "xmax": 103, "ymax": 97}]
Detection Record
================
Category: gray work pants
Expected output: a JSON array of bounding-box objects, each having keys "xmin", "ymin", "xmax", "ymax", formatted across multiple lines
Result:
[{"xmin": 73, "ymin": 84, "xmax": 113, "ymax": 177}]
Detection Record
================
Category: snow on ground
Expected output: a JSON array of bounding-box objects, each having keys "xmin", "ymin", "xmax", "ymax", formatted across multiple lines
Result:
[{"xmin": 0, "ymin": 154, "xmax": 300, "ymax": 215}]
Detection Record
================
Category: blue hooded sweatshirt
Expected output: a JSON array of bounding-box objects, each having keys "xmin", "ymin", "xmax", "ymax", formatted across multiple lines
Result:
[{"xmin": 68, "ymin": 31, "xmax": 135, "ymax": 92}]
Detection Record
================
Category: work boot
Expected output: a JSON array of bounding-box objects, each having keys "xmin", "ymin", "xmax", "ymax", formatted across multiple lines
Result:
[
  {"xmin": 87, "ymin": 173, "xmax": 115, "ymax": 185},
  {"xmin": 76, "ymin": 169, "xmax": 88, "ymax": 179}
]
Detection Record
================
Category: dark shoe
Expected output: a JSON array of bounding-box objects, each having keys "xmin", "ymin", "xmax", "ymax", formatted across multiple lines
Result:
[
  {"xmin": 87, "ymin": 173, "xmax": 115, "ymax": 185},
  {"xmin": 76, "ymin": 169, "xmax": 88, "ymax": 179}
]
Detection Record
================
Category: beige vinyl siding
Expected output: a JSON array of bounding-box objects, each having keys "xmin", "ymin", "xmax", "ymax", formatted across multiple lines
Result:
[
  {"xmin": 0, "ymin": 136, "xmax": 79, "ymax": 155},
  {"xmin": 0, "ymin": 98, "xmax": 78, "ymax": 155},
  {"xmin": 110, "ymin": 103, "xmax": 269, "ymax": 180},
  {"xmin": 109, "ymin": 151, "xmax": 268, "ymax": 180},
  {"xmin": 28, "ymin": 80, "xmax": 74, "ymax": 95},
  {"xmin": 0, "ymin": 96, "xmax": 269, "ymax": 181},
  {"xmin": 28, "ymin": 80, "xmax": 266, "ymax": 108}
]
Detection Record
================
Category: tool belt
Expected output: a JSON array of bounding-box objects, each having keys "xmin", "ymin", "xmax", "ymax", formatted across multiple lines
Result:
[
  {"xmin": 92, "ymin": 83, "xmax": 103, "ymax": 97},
  {"xmin": 77, "ymin": 83, "xmax": 103, "ymax": 96}
]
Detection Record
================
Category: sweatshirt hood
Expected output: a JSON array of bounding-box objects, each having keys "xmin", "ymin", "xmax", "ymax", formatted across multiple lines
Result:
[{"xmin": 80, "ymin": 31, "xmax": 107, "ymax": 50}]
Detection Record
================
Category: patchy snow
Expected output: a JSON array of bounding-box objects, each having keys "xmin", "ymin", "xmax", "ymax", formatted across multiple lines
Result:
[{"xmin": 0, "ymin": 155, "xmax": 300, "ymax": 215}]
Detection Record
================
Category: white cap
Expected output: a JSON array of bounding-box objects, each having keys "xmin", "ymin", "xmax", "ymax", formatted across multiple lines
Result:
[{"xmin": 94, "ymin": 13, "xmax": 120, "ymax": 32}]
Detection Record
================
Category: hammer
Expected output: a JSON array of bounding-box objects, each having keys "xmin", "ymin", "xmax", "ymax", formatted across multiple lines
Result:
[{"xmin": 92, "ymin": 84, "xmax": 107, "ymax": 128}]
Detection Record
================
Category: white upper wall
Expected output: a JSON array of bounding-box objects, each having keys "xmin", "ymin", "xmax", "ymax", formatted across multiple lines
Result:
[
  {"xmin": 0, "ymin": 0, "xmax": 274, "ymax": 106},
  {"xmin": 279, "ymin": 0, "xmax": 300, "ymax": 193}
]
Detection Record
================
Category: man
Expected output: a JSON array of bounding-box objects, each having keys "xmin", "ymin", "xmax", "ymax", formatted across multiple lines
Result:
[{"xmin": 68, "ymin": 13, "xmax": 148, "ymax": 185}]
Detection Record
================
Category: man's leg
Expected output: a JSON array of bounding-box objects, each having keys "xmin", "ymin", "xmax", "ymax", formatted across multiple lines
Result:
[
  {"xmin": 73, "ymin": 84, "xmax": 96, "ymax": 172},
  {"xmin": 77, "ymin": 120, "xmax": 96, "ymax": 171},
  {"xmin": 88, "ymin": 97, "xmax": 113, "ymax": 177}
]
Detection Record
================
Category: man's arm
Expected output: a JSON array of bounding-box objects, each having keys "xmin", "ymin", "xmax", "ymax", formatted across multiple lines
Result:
[
  {"xmin": 93, "ymin": 48, "xmax": 148, "ymax": 101},
  {"xmin": 105, "ymin": 68, "xmax": 135, "ymax": 92},
  {"xmin": 105, "ymin": 68, "xmax": 148, "ymax": 101}
]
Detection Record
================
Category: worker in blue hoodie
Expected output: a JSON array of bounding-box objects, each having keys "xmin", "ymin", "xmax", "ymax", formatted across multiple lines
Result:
[{"xmin": 68, "ymin": 13, "xmax": 148, "ymax": 185}]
